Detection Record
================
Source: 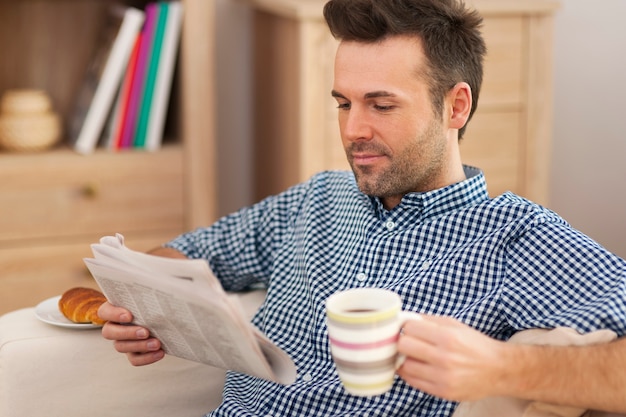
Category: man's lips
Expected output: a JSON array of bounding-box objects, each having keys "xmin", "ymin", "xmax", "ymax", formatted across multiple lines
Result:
[{"xmin": 351, "ymin": 153, "xmax": 385, "ymax": 165}]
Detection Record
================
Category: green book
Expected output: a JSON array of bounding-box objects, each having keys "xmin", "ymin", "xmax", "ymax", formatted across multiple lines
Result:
[{"xmin": 134, "ymin": 1, "xmax": 169, "ymax": 148}]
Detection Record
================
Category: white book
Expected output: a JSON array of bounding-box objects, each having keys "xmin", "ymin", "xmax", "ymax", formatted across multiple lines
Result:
[
  {"xmin": 68, "ymin": 6, "xmax": 145, "ymax": 154},
  {"xmin": 83, "ymin": 233, "xmax": 297, "ymax": 384},
  {"xmin": 145, "ymin": 1, "xmax": 183, "ymax": 151}
]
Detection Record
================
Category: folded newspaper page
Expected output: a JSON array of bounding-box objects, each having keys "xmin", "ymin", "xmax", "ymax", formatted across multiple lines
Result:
[{"xmin": 83, "ymin": 234, "xmax": 297, "ymax": 385}]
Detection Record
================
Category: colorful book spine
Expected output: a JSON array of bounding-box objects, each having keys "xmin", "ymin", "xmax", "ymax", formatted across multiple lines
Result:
[
  {"xmin": 134, "ymin": 2, "xmax": 169, "ymax": 148},
  {"xmin": 145, "ymin": 1, "xmax": 183, "ymax": 151},
  {"xmin": 118, "ymin": 2, "xmax": 159, "ymax": 149},
  {"xmin": 69, "ymin": 6, "xmax": 145, "ymax": 154},
  {"xmin": 108, "ymin": 34, "xmax": 141, "ymax": 150}
]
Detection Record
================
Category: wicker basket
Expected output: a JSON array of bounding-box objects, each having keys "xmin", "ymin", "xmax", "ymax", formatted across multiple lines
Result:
[
  {"xmin": 0, "ymin": 89, "xmax": 61, "ymax": 152},
  {"xmin": 1, "ymin": 89, "xmax": 52, "ymax": 114}
]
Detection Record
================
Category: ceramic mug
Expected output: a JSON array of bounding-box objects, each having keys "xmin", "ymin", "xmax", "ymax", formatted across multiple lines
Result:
[{"xmin": 325, "ymin": 287, "xmax": 421, "ymax": 396}]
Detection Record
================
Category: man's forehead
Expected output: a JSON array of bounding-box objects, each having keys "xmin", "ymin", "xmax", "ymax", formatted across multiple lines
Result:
[
  {"xmin": 334, "ymin": 36, "xmax": 426, "ymax": 74},
  {"xmin": 333, "ymin": 36, "xmax": 428, "ymax": 94}
]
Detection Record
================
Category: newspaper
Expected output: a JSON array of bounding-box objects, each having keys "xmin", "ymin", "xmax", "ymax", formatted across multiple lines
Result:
[{"xmin": 83, "ymin": 234, "xmax": 297, "ymax": 385}]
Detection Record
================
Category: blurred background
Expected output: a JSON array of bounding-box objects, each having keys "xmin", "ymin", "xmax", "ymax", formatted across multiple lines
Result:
[
  {"xmin": 215, "ymin": 0, "xmax": 626, "ymax": 258},
  {"xmin": 550, "ymin": 0, "xmax": 626, "ymax": 258}
]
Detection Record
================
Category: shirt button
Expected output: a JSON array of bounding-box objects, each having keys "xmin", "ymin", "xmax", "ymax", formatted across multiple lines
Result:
[
  {"xmin": 385, "ymin": 221, "xmax": 396, "ymax": 231},
  {"xmin": 356, "ymin": 272, "xmax": 367, "ymax": 282},
  {"xmin": 421, "ymin": 260, "xmax": 431, "ymax": 270},
  {"xmin": 302, "ymin": 372, "xmax": 312, "ymax": 382}
]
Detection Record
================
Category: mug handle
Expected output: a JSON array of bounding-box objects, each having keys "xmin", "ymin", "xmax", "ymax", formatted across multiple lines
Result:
[{"xmin": 395, "ymin": 311, "xmax": 423, "ymax": 369}]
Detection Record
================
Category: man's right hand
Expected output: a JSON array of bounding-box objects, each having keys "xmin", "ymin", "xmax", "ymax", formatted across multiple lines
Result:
[{"xmin": 98, "ymin": 301, "xmax": 165, "ymax": 366}]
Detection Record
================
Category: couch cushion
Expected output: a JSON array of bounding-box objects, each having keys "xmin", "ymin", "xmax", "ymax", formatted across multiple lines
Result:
[
  {"xmin": 0, "ymin": 308, "xmax": 224, "ymax": 417},
  {"xmin": 0, "ymin": 289, "xmax": 268, "ymax": 417}
]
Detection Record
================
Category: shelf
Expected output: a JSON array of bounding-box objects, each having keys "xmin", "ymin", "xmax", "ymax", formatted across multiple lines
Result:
[{"xmin": 0, "ymin": 0, "xmax": 217, "ymax": 315}]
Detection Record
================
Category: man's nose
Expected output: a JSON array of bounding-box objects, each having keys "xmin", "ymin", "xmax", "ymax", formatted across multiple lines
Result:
[{"xmin": 341, "ymin": 107, "xmax": 373, "ymax": 142}]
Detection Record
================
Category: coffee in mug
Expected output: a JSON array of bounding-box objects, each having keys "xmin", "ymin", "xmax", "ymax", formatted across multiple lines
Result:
[{"xmin": 325, "ymin": 287, "xmax": 421, "ymax": 396}]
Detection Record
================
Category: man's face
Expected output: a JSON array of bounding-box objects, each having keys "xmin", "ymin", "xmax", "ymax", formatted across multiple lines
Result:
[{"xmin": 332, "ymin": 35, "xmax": 455, "ymax": 207}]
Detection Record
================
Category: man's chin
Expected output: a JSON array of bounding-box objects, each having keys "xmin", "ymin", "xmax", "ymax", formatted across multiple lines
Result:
[
  {"xmin": 354, "ymin": 177, "xmax": 381, "ymax": 197},
  {"xmin": 352, "ymin": 166, "xmax": 386, "ymax": 192}
]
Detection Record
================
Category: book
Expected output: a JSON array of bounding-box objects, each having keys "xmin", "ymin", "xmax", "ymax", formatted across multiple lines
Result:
[
  {"xmin": 68, "ymin": 6, "xmax": 145, "ymax": 154},
  {"xmin": 118, "ymin": 3, "xmax": 159, "ymax": 149},
  {"xmin": 144, "ymin": 1, "xmax": 183, "ymax": 151},
  {"xmin": 104, "ymin": 34, "xmax": 142, "ymax": 150},
  {"xmin": 83, "ymin": 234, "xmax": 297, "ymax": 385},
  {"xmin": 133, "ymin": 1, "xmax": 170, "ymax": 148}
]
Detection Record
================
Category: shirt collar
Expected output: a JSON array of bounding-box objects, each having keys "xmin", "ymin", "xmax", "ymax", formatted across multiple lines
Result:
[{"xmin": 369, "ymin": 165, "xmax": 489, "ymax": 222}]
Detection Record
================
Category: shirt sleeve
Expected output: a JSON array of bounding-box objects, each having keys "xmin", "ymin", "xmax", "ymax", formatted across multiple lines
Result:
[
  {"xmin": 501, "ymin": 218, "xmax": 626, "ymax": 336},
  {"xmin": 164, "ymin": 179, "xmax": 311, "ymax": 292}
]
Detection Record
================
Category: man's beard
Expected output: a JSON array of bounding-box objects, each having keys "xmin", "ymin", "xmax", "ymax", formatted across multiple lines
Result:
[{"xmin": 346, "ymin": 123, "xmax": 446, "ymax": 198}]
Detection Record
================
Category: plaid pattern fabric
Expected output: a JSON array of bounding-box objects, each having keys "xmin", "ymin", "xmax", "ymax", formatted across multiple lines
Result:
[{"xmin": 167, "ymin": 167, "xmax": 626, "ymax": 417}]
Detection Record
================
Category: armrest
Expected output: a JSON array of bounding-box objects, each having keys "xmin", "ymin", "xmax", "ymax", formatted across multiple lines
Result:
[{"xmin": 0, "ymin": 290, "xmax": 267, "ymax": 417}]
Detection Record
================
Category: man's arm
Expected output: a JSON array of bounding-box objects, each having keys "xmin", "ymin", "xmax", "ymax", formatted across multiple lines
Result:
[
  {"xmin": 147, "ymin": 246, "xmax": 188, "ymax": 258},
  {"xmin": 397, "ymin": 314, "xmax": 626, "ymax": 412},
  {"xmin": 97, "ymin": 246, "xmax": 188, "ymax": 366}
]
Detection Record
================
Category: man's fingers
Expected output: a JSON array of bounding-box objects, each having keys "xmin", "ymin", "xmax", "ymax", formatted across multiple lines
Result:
[
  {"xmin": 101, "ymin": 321, "xmax": 149, "ymax": 341},
  {"xmin": 98, "ymin": 301, "xmax": 133, "ymax": 323},
  {"xmin": 398, "ymin": 325, "xmax": 445, "ymax": 369},
  {"xmin": 402, "ymin": 314, "xmax": 471, "ymax": 350},
  {"xmin": 111, "ymin": 337, "xmax": 161, "ymax": 354},
  {"xmin": 98, "ymin": 301, "xmax": 165, "ymax": 366},
  {"xmin": 126, "ymin": 349, "xmax": 166, "ymax": 366}
]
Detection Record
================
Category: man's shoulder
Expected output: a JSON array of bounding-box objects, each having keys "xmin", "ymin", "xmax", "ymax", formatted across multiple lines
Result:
[
  {"xmin": 488, "ymin": 192, "xmax": 550, "ymax": 212},
  {"xmin": 483, "ymin": 191, "xmax": 567, "ymax": 227}
]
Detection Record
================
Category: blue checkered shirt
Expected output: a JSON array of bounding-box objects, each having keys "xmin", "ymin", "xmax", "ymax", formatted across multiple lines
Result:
[{"xmin": 167, "ymin": 167, "xmax": 626, "ymax": 417}]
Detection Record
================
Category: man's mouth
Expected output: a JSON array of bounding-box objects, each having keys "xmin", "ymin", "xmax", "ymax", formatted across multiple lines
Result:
[
  {"xmin": 351, "ymin": 153, "xmax": 385, "ymax": 165},
  {"xmin": 348, "ymin": 142, "xmax": 389, "ymax": 166}
]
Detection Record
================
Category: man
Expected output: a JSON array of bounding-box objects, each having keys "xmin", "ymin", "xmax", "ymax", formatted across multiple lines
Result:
[{"xmin": 99, "ymin": 0, "xmax": 626, "ymax": 415}]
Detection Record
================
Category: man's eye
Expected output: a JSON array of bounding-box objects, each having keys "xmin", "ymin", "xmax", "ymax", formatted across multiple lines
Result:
[
  {"xmin": 374, "ymin": 104, "xmax": 394, "ymax": 111},
  {"xmin": 336, "ymin": 102, "xmax": 351, "ymax": 110}
]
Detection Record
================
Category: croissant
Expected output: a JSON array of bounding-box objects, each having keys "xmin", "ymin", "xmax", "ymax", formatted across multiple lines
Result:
[{"xmin": 58, "ymin": 287, "xmax": 107, "ymax": 325}]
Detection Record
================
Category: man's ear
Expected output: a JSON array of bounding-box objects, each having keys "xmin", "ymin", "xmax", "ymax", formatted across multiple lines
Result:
[{"xmin": 447, "ymin": 82, "xmax": 472, "ymax": 130}]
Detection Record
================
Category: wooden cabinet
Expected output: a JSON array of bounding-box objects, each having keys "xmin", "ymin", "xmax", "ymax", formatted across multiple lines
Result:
[
  {"xmin": 249, "ymin": 0, "xmax": 559, "ymax": 205},
  {"xmin": 0, "ymin": 0, "xmax": 217, "ymax": 314}
]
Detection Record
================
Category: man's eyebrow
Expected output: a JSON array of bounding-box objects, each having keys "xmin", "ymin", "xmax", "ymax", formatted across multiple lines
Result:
[
  {"xmin": 330, "ymin": 90, "xmax": 397, "ymax": 100},
  {"xmin": 364, "ymin": 91, "xmax": 397, "ymax": 99}
]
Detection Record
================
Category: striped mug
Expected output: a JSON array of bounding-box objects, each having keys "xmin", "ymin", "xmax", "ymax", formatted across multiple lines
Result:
[{"xmin": 326, "ymin": 288, "xmax": 421, "ymax": 396}]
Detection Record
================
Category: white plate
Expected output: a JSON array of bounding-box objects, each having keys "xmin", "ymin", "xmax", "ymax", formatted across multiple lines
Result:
[{"xmin": 34, "ymin": 295, "xmax": 102, "ymax": 329}]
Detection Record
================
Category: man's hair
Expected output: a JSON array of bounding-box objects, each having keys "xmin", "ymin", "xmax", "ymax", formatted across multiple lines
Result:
[{"xmin": 323, "ymin": 0, "xmax": 486, "ymax": 139}]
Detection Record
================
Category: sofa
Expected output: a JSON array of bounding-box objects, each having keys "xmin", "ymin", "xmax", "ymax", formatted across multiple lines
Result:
[
  {"xmin": 1, "ymin": 289, "xmax": 624, "ymax": 417},
  {"xmin": 0, "ymin": 290, "xmax": 266, "ymax": 417}
]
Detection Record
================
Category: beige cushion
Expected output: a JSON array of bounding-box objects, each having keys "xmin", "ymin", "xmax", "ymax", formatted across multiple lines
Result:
[
  {"xmin": 453, "ymin": 327, "xmax": 619, "ymax": 417},
  {"xmin": 0, "ymin": 290, "xmax": 267, "ymax": 417},
  {"xmin": 0, "ymin": 307, "xmax": 225, "ymax": 417}
]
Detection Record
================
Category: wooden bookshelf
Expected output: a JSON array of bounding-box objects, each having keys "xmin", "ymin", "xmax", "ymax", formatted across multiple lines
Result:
[{"xmin": 0, "ymin": 0, "xmax": 216, "ymax": 314}]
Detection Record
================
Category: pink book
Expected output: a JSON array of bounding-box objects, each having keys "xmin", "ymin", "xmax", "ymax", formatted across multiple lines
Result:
[
  {"xmin": 110, "ymin": 33, "xmax": 141, "ymax": 149},
  {"xmin": 118, "ymin": 2, "xmax": 159, "ymax": 148}
]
